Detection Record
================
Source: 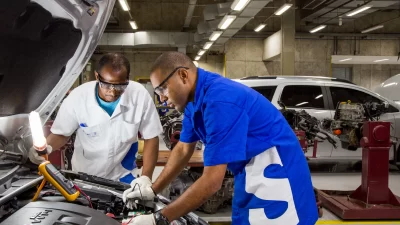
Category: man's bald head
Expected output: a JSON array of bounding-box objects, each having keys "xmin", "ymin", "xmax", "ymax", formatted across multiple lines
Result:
[
  {"xmin": 150, "ymin": 51, "xmax": 196, "ymax": 78},
  {"xmin": 150, "ymin": 51, "xmax": 198, "ymax": 112}
]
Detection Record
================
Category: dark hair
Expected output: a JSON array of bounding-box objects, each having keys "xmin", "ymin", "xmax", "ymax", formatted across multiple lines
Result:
[
  {"xmin": 96, "ymin": 53, "xmax": 130, "ymax": 78},
  {"xmin": 150, "ymin": 51, "xmax": 196, "ymax": 76}
]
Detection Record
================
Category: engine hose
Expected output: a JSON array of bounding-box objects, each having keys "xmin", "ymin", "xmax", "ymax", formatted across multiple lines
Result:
[{"xmin": 0, "ymin": 176, "xmax": 43, "ymax": 205}]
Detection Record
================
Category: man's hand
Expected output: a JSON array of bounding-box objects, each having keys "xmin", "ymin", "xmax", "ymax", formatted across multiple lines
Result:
[
  {"xmin": 28, "ymin": 145, "xmax": 53, "ymax": 165},
  {"xmin": 122, "ymin": 175, "xmax": 156, "ymax": 208},
  {"xmin": 127, "ymin": 214, "xmax": 155, "ymax": 225}
]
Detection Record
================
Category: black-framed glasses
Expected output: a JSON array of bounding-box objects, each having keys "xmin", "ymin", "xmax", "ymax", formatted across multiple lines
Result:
[
  {"xmin": 97, "ymin": 72, "xmax": 129, "ymax": 92},
  {"xmin": 154, "ymin": 66, "xmax": 189, "ymax": 96}
]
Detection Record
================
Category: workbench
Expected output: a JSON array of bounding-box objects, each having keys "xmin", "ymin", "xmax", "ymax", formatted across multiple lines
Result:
[{"xmin": 136, "ymin": 150, "xmax": 204, "ymax": 167}]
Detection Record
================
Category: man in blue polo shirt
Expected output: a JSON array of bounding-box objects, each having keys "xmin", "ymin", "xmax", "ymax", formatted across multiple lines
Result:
[{"xmin": 124, "ymin": 52, "xmax": 318, "ymax": 225}]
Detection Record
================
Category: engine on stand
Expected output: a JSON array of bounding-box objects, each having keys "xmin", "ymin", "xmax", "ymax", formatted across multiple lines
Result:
[
  {"xmin": 278, "ymin": 101, "xmax": 337, "ymax": 155},
  {"xmin": 322, "ymin": 101, "xmax": 389, "ymax": 150},
  {"xmin": 160, "ymin": 110, "xmax": 202, "ymax": 150},
  {"xmin": 168, "ymin": 168, "xmax": 234, "ymax": 214}
]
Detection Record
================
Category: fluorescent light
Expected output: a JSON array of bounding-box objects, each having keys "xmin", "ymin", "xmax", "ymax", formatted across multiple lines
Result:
[
  {"xmin": 310, "ymin": 25, "xmax": 326, "ymax": 33},
  {"xmin": 118, "ymin": 0, "xmax": 130, "ymax": 11},
  {"xmin": 295, "ymin": 102, "xmax": 308, "ymax": 106},
  {"xmin": 274, "ymin": 4, "xmax": 293, "ymax": 15},
  {"xmin": 383, "ymin": 82, "xmax": 397, "ymax": 87},
  {"xmin": 193, "ymin": 61, "xmax": 199, "ymax": 67},
  {"xmin": 231, "ymin": 0, "xmax": 251, "ymax": 11},
  {"xmin": 315, "ymin": 94, "xmax": 323, "ymax": 99},
  {"xmin": 29, "ymin": 111, "xmax": 47, "ymax": 150},
  {"xmin": 209, "ymin": 31, "xmax": 223, "ymax": 41},
  {"xmin": 195, "ymin": 56, "xmax": 201, "ymax": 61},
  {"xmin": 203, "ymin": 42, "xmax": 213, "ymax": 50},
  {"xmin": 374, "ymin": 59, "xmax": 389, "ymax": 62},
  {"xmin": 254, "ymin": 24, "xmax": 266, "ymax": 32},
  {"xmin": 346, "ymin": 5, "xmax": 371, "ymax": 17},
  {"xmin": 218, "ymin": 15, "xmax": 236, "ymax": 30},
  {"xmin": 129, "ymin": 21, "xmax": 138, "ymax": 30},
  {"xmin": 198, "ymin": 50, "xmax": 206, "ymax": 56},
  {"xmin": 339, "ymin": 58, "xmax": 352, "ymax": 62},
  {"xmin": 361, "ymin": 25, "xmax": 384, "ymax": 33}
]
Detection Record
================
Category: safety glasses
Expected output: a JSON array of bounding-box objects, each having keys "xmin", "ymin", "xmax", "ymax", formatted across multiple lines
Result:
[
  {"xmin": 97, "ymin": 72, "xmax": 129, "ymax": 92},
  {"xmin": 154, "ymin": 66, "xmax": 189, "ymax": 96}
]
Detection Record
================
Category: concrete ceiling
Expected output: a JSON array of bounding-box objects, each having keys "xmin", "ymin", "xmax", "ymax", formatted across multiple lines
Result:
[
  {"xmin": 101, "ymin": 0, "xmax": 400, "ymax": 55},
  {"xmin": 105, "ymin": 0, "xmax": 400, "ymax": 34}
]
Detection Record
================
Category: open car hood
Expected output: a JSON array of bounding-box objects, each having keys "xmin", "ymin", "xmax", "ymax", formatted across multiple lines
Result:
[
  {"xmin": 375, "ymin": 74, "xmax": 400, "ymax": 104},
  {"xmin": 0, "ymin": 0, "xmax": 115, "ymax": 152}
]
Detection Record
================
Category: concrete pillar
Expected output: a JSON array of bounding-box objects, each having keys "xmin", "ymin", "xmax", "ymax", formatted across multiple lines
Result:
[{"xmin": 280, "ymin": 1, "xmax": 295, "ymax": 75}]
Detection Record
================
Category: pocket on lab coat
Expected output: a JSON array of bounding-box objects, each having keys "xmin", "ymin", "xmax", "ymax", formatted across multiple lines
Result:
[
  {"xmin": 78, "ymin": 124, "xmax": 109, "ymax": 160},
  {"xmin": 118, "ymin": 121, "xmax": 140, "ymax": 143}
]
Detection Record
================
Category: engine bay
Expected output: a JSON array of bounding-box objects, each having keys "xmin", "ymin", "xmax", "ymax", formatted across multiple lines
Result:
[{"xmin": 0, "ymin": 163, "xmax": 209, "ymax": 225}]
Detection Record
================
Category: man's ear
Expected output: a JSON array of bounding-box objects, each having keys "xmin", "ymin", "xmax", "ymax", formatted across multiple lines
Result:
[
  {"xmin": 179, "ymin": 69, "xmax": 189, "ymax": 84},
  {"xmin": 94, "ymin": 71, "xmax": 99, "ymax": 81}
]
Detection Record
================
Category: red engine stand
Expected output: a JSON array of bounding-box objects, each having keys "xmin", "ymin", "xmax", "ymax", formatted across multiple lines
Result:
[{"xmin": 317, "ymin": 121, "xmax": 400, "ymax": 219}]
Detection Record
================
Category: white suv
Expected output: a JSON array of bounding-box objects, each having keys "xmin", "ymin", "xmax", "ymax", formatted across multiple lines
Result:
[{"xmin": 234, "ymin": 76, "xmax": 400, "ymax": 166}]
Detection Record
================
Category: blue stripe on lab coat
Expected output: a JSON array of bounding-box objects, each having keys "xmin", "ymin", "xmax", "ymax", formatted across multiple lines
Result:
[{"xmin": 119, "ymin": 142, "xmax": 138, "ymax": 184}]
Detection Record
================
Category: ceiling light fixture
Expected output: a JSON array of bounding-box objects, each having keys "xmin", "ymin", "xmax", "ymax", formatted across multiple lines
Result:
[
  {"xmin": 129, "ymin": 21, "xmax": 138, "ymax": 30},
  {"xmin": 203, "ymin": 42, "xmax": 213, "ymax": 50},
  {"xmin": 346, "ymin": 5, "xmax": 371, "ymax": 17},
  {"xmin": 193, "ymin": 61, "xmax": 199, "ymax": 67},
  {"xmin": 195, "ymin": 56, "xmax": 201, "ymax": 61},
  {"xmin": 361, "ymin": 24, "xmax": 384, "ymax": 33},
  {"xmin": 198, "ymin": 50, "xmax": 206, "ymax": 56},
  {"xmin": 118, "ymin": 0, "xmax": 130, "ymax": 11},
  {"xmin": 374, "ymin": 59, "xmax": 389, "ymax": 62},
  {"xmin": 339, "ymin": 58, "xmax": 352, "ymax": 62},
  {"xmin": 218, "ymin": 15, "xmax": 237, "ymax": 30},
  {"xmin": 231, "ymin": 0, "xmax": 251, "ymax": 11},
  {"xmin": 254, "ymin": 24, "xmax": 266, "ymax": 32},
  {"xmin": 209, "ymin": 31, "xmax": 223, "ymax": 41},
  {"xmin": 310, "ymin": 25, "xmax": 326, "ymax": 33},
  {"xmin": 274, "ymin": 4, "xmax": 293, "ymax": 16}
]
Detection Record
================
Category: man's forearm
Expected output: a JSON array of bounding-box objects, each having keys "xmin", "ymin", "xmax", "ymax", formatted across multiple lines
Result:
[
  {"xmin": 152, "ymin": 141, "xmax": 196, "ymax": 194},
  {"xmin": 46, "ymin": 133, "xmax": 70, "ymax": 151},
  {"xmin": 141, "ymin": 136, "xmax": 159, "ymax": 179},
  {"xmin": 160, "ymin": 164, "xmax": 227, "ymax": 222}
]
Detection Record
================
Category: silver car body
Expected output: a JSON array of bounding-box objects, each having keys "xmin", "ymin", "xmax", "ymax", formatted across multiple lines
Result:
[{"xmin": 234, "ymin": 76, "xmax": 400, "ymax": 161}]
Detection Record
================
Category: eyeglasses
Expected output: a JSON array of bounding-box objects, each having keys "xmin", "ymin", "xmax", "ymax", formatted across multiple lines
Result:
[
  {"xmin": 154, "ymin": 66, "xmax": 189, "ymax": 96},
  {"xmin": 97, "ymin": 72, "xmax": 129, "ymax": 92}
]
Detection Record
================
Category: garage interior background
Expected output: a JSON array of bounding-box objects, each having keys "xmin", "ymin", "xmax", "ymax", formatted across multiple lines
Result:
[{"xmin": 75, "ymin": 0, "xmax": 400, "ymax": 92}]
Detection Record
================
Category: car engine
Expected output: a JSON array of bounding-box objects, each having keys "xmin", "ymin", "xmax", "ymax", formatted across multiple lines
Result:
[
  {"xmin": 160, "ymin": 111, "xmax": 202, "ymax": 150},
  {"xmin": 278, "ymin": 101, "xmax": 337, "ymax": 151},
  {"xmin": 168, "ymin": 168, "xmax": 234, "ymax": 214},
  {"xmin": 0, "ymin": 152, "xmax": 209, "ymax": 225},
  {"xmin": 322, "ymin": 101, "xmax": 389, "ymax": 150}
]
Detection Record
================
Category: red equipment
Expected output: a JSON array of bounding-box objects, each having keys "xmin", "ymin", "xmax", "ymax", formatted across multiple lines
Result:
[{"xmin": 317, "ymin": 121, "xmax": 400, "ymax": 219}]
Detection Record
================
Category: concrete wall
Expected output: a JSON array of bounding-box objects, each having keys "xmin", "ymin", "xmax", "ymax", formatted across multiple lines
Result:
[
  {"xmin": 224, "ymin": 38, "xmax": 400, "ymax": 90},
  {"xmin": 90, "ymin": 52, "xmax": 223, "ymax": 81},
  {"xmin": 225, "ymin": 38, "xmax": 271, "ymax": 79}
]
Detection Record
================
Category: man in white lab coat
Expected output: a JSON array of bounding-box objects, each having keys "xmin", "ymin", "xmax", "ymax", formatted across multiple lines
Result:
[{"xmin": 29, "ymin": 53, "xmax": 162, "ymax": 191}]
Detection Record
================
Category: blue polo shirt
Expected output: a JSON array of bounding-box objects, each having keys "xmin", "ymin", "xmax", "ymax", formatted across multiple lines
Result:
[{"xmin": 180, "ymin": 68, "xmax": 318, "ymax": 225}]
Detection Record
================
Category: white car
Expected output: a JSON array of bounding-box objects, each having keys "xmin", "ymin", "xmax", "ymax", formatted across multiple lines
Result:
[
  {"xmin": 234, "ymin": 76, "xmax": 400, "ymax": 168},
  {"xmin": 375, "ymin": 74, "xmax": 400, "ymax": 105}
]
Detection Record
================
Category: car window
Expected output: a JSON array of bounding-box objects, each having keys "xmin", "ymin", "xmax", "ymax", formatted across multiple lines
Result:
[
  {"xmin": 330, "ymin": 86, "xmax": 399, "ymax": 113},
  {"xmin": 280, "ymin": 85, "xmax": 325, "ymax": 109},
  {"xmin": 252, "ymin": 86, "xmax": 277, "ymax": 101}
]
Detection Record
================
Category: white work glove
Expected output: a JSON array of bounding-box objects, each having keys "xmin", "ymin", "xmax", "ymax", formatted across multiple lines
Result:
[
  {"xmin": 122, "ymin": 176, "xmax": 156, "ymax": 208},
  {"xmin": 28, "ymin": 145, "xmax": 53, "ymax": 165},
  {"xmin": 127, "ymin": 214, "xmax": 155, "ymax": 225}
]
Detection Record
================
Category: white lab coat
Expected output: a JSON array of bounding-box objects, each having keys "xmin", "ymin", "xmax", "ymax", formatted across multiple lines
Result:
[{"xmin": 51, "ymin": 81, "xmax": 162, "ymax": 180}]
